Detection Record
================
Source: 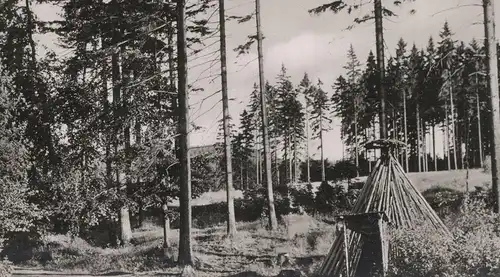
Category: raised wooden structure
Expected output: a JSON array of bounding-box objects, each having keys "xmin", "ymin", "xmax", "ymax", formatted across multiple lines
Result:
[{"xmin": 314, "ymin": 139, "xmax": 450, "ymax": 277}]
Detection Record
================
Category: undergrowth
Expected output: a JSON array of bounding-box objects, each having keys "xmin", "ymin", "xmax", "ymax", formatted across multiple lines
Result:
[{"xmin": 3, "ymin": 215, "xmax": 332, "ymax": 276}]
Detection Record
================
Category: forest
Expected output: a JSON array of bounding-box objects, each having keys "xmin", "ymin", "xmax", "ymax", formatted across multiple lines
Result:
[{"xmin": 1, "ymin": 0, "xmax": 500, "ymax": 276}]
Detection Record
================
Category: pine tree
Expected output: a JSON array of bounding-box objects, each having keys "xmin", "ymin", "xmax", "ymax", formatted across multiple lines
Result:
[
  {"xmin": 310, "ymin": 79, "xmax": 332, "ymax": 182},
  {"xmin": 298, "ymin": 73, "xmax": 313, "ymax": 183},
  {"xmin": 437, "ymin": 21, "xmax": 458, "ymax": 170},
  {"xmin": 343, "ymin": 45, "xmax": 363, "ymax": 176}
]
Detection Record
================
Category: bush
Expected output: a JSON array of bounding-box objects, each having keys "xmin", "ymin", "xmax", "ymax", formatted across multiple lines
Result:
[
  {"xmin": 389, "ymin": 205, "xmax": 500, "ymax": 277},
  {"xmin": 423, "ymin": 186, "xmax": 464, "ymax": 216},
  {"xmin": 314, "ymin": 182, "xmax": 352, "ymax": 215},
  {"xmin": 0, "ymin": 260, "xmax": 12, "ymax": 277},
  {"xmin": 289, "ymin": 183, "xmax": 316, "ymax": 214}
]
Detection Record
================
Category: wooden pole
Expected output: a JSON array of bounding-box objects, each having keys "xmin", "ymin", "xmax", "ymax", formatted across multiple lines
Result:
[
  {"xmin": 342, "ymin": 223, "xmax": 350, "ymax": 277},
  {"xmin": 255, "ymin": 0, "xmax": 278, "ymax": 229},
  {"xmin": 483, "ymin": 0, "xmax": 500, "ymax": 213}
]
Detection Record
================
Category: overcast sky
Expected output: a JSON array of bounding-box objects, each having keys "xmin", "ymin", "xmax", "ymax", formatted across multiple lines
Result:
[{"xmin": 35, "ymin": 0, "xmax": 499, "ymax": 162}]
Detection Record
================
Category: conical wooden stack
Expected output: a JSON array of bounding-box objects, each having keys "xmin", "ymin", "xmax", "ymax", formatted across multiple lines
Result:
[{"xmin": 315, "ymin": 139, "xmax": 450, "ymax": 277}]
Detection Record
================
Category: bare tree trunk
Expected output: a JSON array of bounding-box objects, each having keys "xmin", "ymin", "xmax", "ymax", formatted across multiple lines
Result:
[
  {"xmin": 283, "ymin": 130, "xmax": 290, "ymax": 184},
  {"xmin": 274, "ymin": 148, "xmax": 280, "ymax": 186},
  {"xmin": 218, "ymin": 0, "xmax": 237, "ymax": 235},
  {"xmin": 445, "ymin": 102, "xmax": 451, "ymax": 170},
  {"xmin": 134, "ymin": 86, "xmax": 144, "ymax": 228},
  {"xmin": 121, "ymin": 47, "xmax": 132, "ymax": 246},
  {"xmin": 403, "ymin": 88, "xmax": 409, "ymax": 172},
  {"xmin": 109, "ymin": 8, "xmax": 132, "ymax": 245},
  {"xmin": 176, "ymin": 0, "xmax": 193, "ymax": 265},
  {"xmin": 162, "ymin": 204, "xmax": 171, "ymax": 251},
  {"xmin": 288, "ymin": 130, "xmax": 292, "ymax": 183},
  {"xmin": 483, "ymin": 0, "xmax": 500, "ymax": 212},
  {"xmin": 416, "ymin": 102, "xmax": 422, "ymax": 172},
  {"xmin": 101, "ymin": 37, "xmax": 112, "ymax": 188},
  {"xmin": 374, "ymin": 0, "xmax": 387, "ymax": 141},
  {"xmin": 293, "ymin": 120, "xmax": 298, "ymax": 183},
  {"xmin": 422, "ymin": 121, "xmax": 428, "ymax": 172},
  {"xmin": 449, "ymin": 77, "xmax": 458, "ymax": 170},
  {"xmin": 255, "ymin": 0, "xmax": 278, "ymax": 230},
  {"xmin": 305, "ymin": 106, "xmax": 311, "ymax": 183},
  {"xmin": 433, "ymin": 122, "xmax": 437, "ymax": 171},
  {"xmin": 477, "ymin": 91, "xmax": 483, "ymax": 168},
  {"xmin": 320, "ymin": 113, "xmax": 326, "ymax": 182},
  {"xmin": 255, "ymin": 129, "xmax": 259, "ymax": 184},
  {"xmin": 354, "ymin": 110, "xmax": 359, "ymax": 177}
]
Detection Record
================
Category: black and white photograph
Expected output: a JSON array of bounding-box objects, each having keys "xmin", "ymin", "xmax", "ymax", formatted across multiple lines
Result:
[{"xmin": 0, "ymin": 0, "xmax": 499, "ymax": 276}]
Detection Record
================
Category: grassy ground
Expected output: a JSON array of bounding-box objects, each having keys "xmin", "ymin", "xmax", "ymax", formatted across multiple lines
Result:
[
  {"xmin": 24, "ymin": 215, "xmax": 335, "ymax": 276},
  {"xmin": 182, "ymin": 168, "xmax": 491, "ymax": 207}
]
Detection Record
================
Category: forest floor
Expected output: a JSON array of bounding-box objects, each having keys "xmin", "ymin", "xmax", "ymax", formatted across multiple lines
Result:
[
  {"xmin": 13, "ymin": 215, "xmax": 334, "ymax": 277},
  {"xmin": 11, "ymin": 168, "xmax": 489, "ymax": 276}
]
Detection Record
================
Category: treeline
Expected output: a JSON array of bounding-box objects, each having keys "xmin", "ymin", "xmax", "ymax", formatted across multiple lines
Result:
[
  {"xmin": 335, "ymin": 22, "xmax": 492, "ymax": 173},
  {"xmin": 222, "ymin": 21, "xmax": 494, "ymax": 187}
]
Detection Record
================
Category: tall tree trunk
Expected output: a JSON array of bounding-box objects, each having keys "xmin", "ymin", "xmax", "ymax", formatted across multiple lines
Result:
[
  {"xmin": 477, "ymin": 91, "xmax": 483, "ymax": 168},
  {"xmin": 101, "ymin": 37, "xmax": 112, "ymax": 188},
  {"xmin": 162, "ymin": 203, "xmax": 171, "ymax": 252},
  {"xmin": 176, "ymin": 0, "xmax": 193, "ymax": 265},
  {"xmin": 305, "ymin": 105, "xmax": 311, "ymax": 183},
  {"xmin": 121, "ymin": 47, "xmax": 132, "ymax": 246},
  {"xmin": 110, "ymin": 6, "xmax": 132, "ymax": 246},
  {"xmin": 274, "ymin": 148, "xmax": 280, "ymax": 186},
  {"xmin": 288, "ymin": 129, "xmax": 292, "ymax": 183},
  {"xmin": 354, "ymin": 110, "xmax": 359, "ymax": 177},
  {"xmin": 293, "ymin": 120, "xmax": 298, "ymax": 183},
  {"xmin": 135, "ymin": 117, "xmax": 144, "ymax": 228},
  {"xmin": 320, "ymin": 113, "xmax": 326, "ymax": 182},
  {"xmin": 374, "ymin": 0, "xmax": 387, "ymax": 141},
  {"xmin": 283, "ymin": 132, "xmax": 290, "ymax": 184},
  {"xmin": 449, "ymin": 77, "xmax": 458, "ymax": 170},
  {"xmin": 433, "ymin": 122, "xmax": 437, "ymax": 171},
  {"xmin": 445, "ymin": 102, "xmax": 451, "ymax": 170},
  {"xmin": 255, "ymin": 0, "xmax": 278, "ymax": 230},
  {"xmin": 416, "ymin": 102, "xmax": 422, "ymax": 172},
  {"xmin": 101, "ymin": 36, "xmax": 114, "ymax": 244},
  {"xmin": 218, "ymin": 0, "xmax": 237, "ymax": 235},
  {"xmin": 254, "ymin": 129, "xmax": 260, "ymax": 185},
  {"xmin": 403, "ymin": 88, "xmax": 409, "ymax": 172},
  {"xmin": 165, "ymin": 0, "xmax": 176, "ymax": 255},
  {"xmin": 483, "ymin": 0, "xmax": 500, "ymax": 213},
  {"xmin": 422, "ymin": 121, "xmax": 428, "ymax": 172}
]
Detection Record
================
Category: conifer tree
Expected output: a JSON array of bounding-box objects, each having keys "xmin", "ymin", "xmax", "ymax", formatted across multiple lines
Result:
[{"xmin": 310, "ymin": 79, "xmax": 331, "ymax": 182}]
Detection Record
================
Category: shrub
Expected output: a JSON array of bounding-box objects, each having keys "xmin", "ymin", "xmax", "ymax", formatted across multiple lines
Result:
[
  {"xmin": 0, "ymin": 260, "xmax": 12, "ymax": 277},
  {"xmin": 389, "ymin": 205, "xmax": 500, "ymax": 277},
  {"xmin": 314, "ymin": 182, "xmax": 352, "ymax": 215},
  {"xmin": 289, "ymin": 183, "xmax": 316, "ymax": 214},
  {"xmin": 422, "ymin": 186, "xmax": 464, "ymax": 216}
]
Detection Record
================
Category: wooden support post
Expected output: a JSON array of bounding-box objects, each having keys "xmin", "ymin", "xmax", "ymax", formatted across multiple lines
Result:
[
  {"xmin": 378, "ymin": 218, "xmax": 389, "ymax": 277},
  {"xmin": 343, "ymin": 221, "xmax": 350, "ymax": 277}
]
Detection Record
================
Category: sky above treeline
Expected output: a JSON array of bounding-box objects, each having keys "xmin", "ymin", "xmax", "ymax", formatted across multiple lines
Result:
[{"xmin": 34, "ymin": 0, "xmax": 499, "ymax": 162}]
